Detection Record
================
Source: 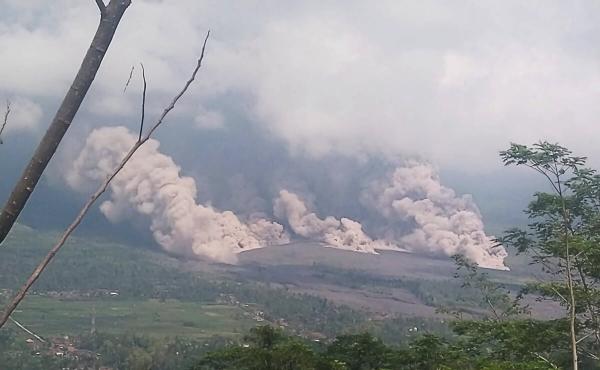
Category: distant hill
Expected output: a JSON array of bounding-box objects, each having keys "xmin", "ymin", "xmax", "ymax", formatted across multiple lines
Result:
[
  {"xmin": 238, "ymin": 242, "xmax": 534, "ymax": 281},
  {"xmin": 239, "ymin": 242, "xmax": 460, "ymax": 280}
]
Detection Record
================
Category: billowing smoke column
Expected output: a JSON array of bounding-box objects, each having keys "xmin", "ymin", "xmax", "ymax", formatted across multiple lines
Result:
[
  {"xmin": 67, "ymin": 127, "xmax": 507, "ymax": 269},
  {"xmin": 360, "ymin": 162, "xmax": 508, "ymax": 270},
  {"xmin": 66, "ymin": 126, "xmax": 289, "ymax": 263},
  {"xmin": 273, "ymin": 190, "xmax": 391, "ymax": 253}
]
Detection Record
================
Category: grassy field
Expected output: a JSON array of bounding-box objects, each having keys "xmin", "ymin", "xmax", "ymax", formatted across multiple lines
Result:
[{"xmin": 10, "ymin": 296, "xmax": 259, "ymax": 338}]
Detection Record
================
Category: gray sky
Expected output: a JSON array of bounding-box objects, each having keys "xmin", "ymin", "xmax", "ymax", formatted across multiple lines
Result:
[{"xmin": 3, "ymin": 0, "xmax": 600, "ymax": 172}]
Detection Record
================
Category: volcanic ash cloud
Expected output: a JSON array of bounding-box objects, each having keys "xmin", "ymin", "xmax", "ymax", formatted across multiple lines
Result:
[
  {"xmin": 361, "ymin": 162, "xmax": 508, "ymax": 270},
  {"xmin": 66, "ymin": 126, "xmax": 289, "ymax": 263},
  {"xmin": 273, "ymin": 189, "xmax": 390, "ymax": 253}
]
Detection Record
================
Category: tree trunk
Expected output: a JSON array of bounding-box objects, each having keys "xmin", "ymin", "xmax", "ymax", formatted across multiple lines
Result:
[{"xmin": 0, "ymin": 0, "xmax": 131, "ymax": 244}]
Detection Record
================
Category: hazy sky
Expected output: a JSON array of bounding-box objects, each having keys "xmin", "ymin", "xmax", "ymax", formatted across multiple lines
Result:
[{"xmin": 2, "ymin": 0, "xmax": 600, "ymax": 172}]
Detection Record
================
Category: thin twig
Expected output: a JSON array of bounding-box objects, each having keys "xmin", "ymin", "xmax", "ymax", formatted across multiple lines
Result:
[
  {"xmin": 138, "ymin": 63, "xmax": 147, "ymax": 142},
  {"xmin": 576, "ymin": 332, "xmax": 593, "ymax": 344},
  {"xmin": 556, "ymin": 168, "xmax": 579, "ymax": 370},
  {"xmin": 0, "ymin": 30, "xmax": 211, "ymax": 329},
  {"xmin": 579, "ymin": 348, "xmax": 600, "ymax": 360},
  {"xmin": 123, "ymin": 65, "xmax": 135, "ymax": 93},
  {"xmin": 534, "ymin": 352, "xmax": 558, "ymax": 369},
  {"xmin": 485, "ymin": 297, "xmax": 501, "ymax": 321},
  {"xmin": 0, "ymin": 100, "xmax": 11, "ymax": 145},
  {"xmin": 549, "ymin": 280, "xmax": 569, "ymax": 305},
  {"xmin": 9, "ymin": 317, "xmax": 46, "ymax": 343},
  {"xmin": 94, "ymin": 0, "xmax": 106, "ymax": 14}
]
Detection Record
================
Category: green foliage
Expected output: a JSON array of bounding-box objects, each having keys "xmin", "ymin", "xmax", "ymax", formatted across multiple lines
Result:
[
  {"xmin": 441, "ymin": 255, "xmax": 570, "ymax": 369},
  {"xmin": 452, "ymin": 319, "xmax": 569, "ymax": 366},
  {"xmin": 66, "ymin": 332, "xmax": 227, "ymax": 370},
  {"xmin": 193, "ymin": 326, "xmax": 318, "ymax": 370},
  {"xmin": 500, "ymin": 141, "xmax": 600, "ymax": 366},
  {"xmin": 323, "ymin": 333, "xmax": 391, "ymax": 370},
  {"xmin": 500, "ymin": 142, "xmax": 586, "ymax": 170},
  {"xmin": 448, "ymin": 255, "xmax": 528, "ymax": 320},
  {"xmin": 195, "ymin": 326, "xmax": 559, "ymax": 370}
]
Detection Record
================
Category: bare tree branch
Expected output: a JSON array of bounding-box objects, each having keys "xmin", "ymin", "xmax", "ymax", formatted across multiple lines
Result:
[
  {"xmin": 534, "ymin": 352, "xmax": 559, "ymax": 369},
  {"xmin": 123, "ymin": 65, "xmax": 135, "ymax": 93},
  {"xmin": 138, "ymin": 63, "xmax": 147, "ymax": 142},
  {"xmin": 577, "ymin": 332, "xmax": 593, "ymax": 344},
  {"xmin": 0, "ymin": 0, "xmax": 132, "ymax": 245},
  {"xmin": 581, "ymin": 349, "xmax": 600, "ymax": 361},
  {"xmin": 0, "ymin": 100, "xmax": 10, "ymax": 145},
  {"xmin": 544, "ymin": 282, "xmax": 569, "ymax": 305},
  {"xmin": 556, "ymin": 166, "xmax": 579, "ymax": 370},
  {"xmin": 0, "ymin": 30, "xmax": 210, "ymax": 330},
  {"xmin": 9, "ymin": 317, "xmax": 46, "ymax": 343},
  {"xmin": 485, "ymin": 297, "xmax": 501, "ymax": 321},
  {"xmin": 95, "ymin": 0, "xmax": 106, "ymax": 14}
]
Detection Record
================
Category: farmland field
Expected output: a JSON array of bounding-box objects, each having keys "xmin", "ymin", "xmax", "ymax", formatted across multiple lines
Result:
[{"xmin": 11, "ymin": 296, "xmax": 258, "ymax": 338}]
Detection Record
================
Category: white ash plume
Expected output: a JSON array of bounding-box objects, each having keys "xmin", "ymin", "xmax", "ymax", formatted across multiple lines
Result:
[
  {"xmin": 67, "ymin": 126, "xmax": 289, "ymax": 263},
  {"xmin": 274, "ymin": 189, "xmax": 390, "ymax": 253},
  {"xmin": 361, "ymin": 162, "xmax": 507, "ymax": 270}
]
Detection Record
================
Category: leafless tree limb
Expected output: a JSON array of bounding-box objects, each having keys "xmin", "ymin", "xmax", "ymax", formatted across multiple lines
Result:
[
  {"xmin": 577, "ymin": 332, "xmax": 593, "ymax": 344},
  {"xmin": 578, "ymin": 347, "xmax": 600, "ymax": 361},
  {"xmin": 485, "ymin": 297, "xmax": 501, "ymax": 321},
  {"xmin": 123, "ymin": 65, "xmax": 135, "ymax": 93},
  {"xmin": 0, "ymin": 100, "xmax": 10, "ymax": 145},
  {"xmin": 9, "ymin": 317, "xmax": 46, "ymax": 343},
  {"xmin": 534, "ymin": 352, "xmax": 558, "ymax": 369},
  {"xmin": 549, "ymin": 284, "xmax": 569, "ymax": 305},
  {"xmin": 0, "ymin": 29, "xmax": 210, "ymax": 330},
  {"xmin": 138, "ymin": 63, "xmax": 147, "ymax": 142},
  {"xmin": 95, "ymin": 0, "xmax": 106, "ymax": 14},
  {"xmin": 0, "ymin": 0, "xmax": 131, "ymax": 245}
]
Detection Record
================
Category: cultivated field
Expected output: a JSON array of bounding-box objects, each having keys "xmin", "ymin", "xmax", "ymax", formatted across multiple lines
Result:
[{"xmin": 12, "ymin": 296, "xmax": 257, "ymax": 338}]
